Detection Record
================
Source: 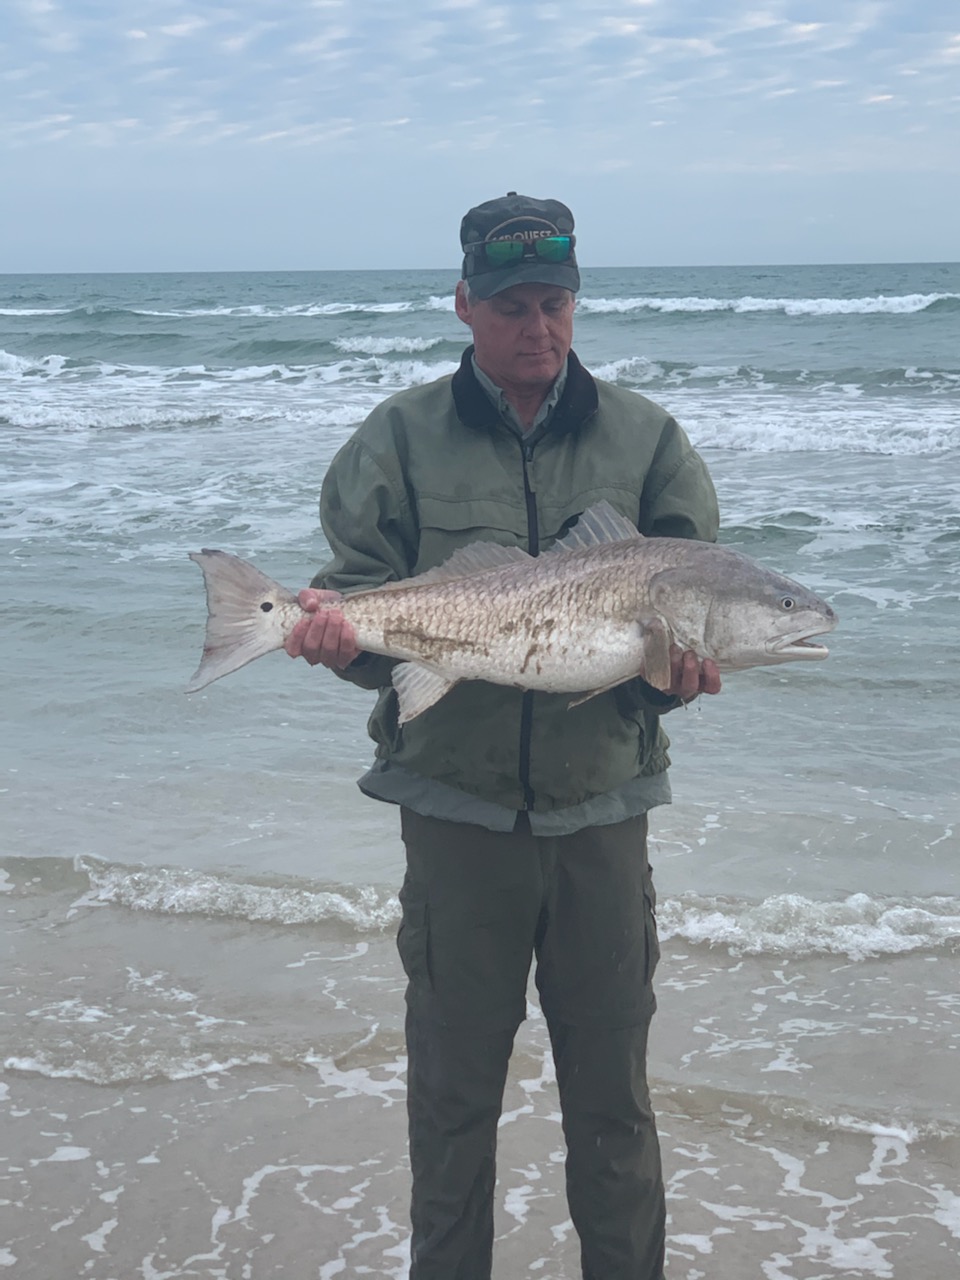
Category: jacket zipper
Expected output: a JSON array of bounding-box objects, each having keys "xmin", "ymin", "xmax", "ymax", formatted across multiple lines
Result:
[{"xmin": 519, "ymin": 441, "xmax": 538, "ymax": 811}]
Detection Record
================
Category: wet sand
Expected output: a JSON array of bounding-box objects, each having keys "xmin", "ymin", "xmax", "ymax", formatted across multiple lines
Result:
[
  {"xmin": 4, "ymin": 912, "xmax": 960, "ymax": 1279},
  {"xmin": 5, "ymin": 1048, "xmax": 960, "ymax": 1279}
]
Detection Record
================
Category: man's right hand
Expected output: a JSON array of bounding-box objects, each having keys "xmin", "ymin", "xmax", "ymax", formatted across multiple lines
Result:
[{"xmin": 284, "ymin": 589, "xmax": 361, "ymax": 669}]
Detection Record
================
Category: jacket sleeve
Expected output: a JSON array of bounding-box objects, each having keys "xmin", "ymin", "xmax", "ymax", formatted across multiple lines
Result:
[
  {"xmin": 309, "ymin": 431, "xmax": 417, "ymax": 691},
  {"xmin": 640, "ymin": 417, "xmax": 720, "ymax": 543},
  {"xmin": 629, "ymin": 415, "xmax": 721, "ymax": 712}
]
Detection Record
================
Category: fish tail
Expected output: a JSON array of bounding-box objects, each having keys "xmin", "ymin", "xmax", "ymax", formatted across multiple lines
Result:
[{"xmin": 186, "ymin": 550, "xmax": 300, "ymax": 692}]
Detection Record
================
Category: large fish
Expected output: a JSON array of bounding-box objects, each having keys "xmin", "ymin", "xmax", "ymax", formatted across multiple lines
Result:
[{"xmin": 187, "ymin": 501, "xmax": 837, "ymax": 722}]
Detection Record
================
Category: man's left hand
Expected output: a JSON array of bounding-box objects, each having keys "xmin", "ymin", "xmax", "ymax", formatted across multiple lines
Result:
[{"xmin": 668, "ymin": 646, "xmax": 722, "ymax": 702}]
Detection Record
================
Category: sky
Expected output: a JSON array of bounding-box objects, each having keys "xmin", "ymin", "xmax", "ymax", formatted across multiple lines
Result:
[{"xmin": 3, "ymin": 0, "xmax": 959, "ymax": 271}]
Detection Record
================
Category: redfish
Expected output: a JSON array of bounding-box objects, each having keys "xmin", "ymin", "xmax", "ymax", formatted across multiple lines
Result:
[{"xmin": 187, "ymin": 501, "xmax": 837, "ymax": 722}]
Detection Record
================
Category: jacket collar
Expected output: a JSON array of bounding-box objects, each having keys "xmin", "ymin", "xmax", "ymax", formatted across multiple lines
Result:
[{"xmin": 451, "ymin": 345, "xmax": 599, "ymax": 438}]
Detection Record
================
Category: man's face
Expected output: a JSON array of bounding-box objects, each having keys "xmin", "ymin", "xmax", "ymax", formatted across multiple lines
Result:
[{"xmin": 455, "ymin": 281, "xmax": 575, "ymax": 393}]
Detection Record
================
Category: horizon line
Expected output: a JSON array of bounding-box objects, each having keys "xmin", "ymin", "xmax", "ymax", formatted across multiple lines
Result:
[{"xmin": 2, "ymin": 259, "xmax": 959, "ymax": 277}]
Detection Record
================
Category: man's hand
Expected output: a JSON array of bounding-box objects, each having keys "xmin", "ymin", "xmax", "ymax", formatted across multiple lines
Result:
[
  {"xmin": 284, "ymin": 588, "xmax": 361, "ymax": 669},
  {"xmin": 667, "ymin": 645, "xmax": 722, "ymax": 702}
]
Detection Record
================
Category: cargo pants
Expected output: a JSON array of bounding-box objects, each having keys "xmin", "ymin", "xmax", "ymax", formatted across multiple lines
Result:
[{"xmin": 397, "ymin": 807, "xmax": 666, "ymax": 1280}]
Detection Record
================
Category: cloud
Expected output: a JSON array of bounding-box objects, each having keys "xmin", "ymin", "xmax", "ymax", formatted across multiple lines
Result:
[
  {"xmin": 159, "ymin": 19, "xmax": 209, "ymax": 38},
  {"xmin": 14, "ymin": 0, "xmax": 79, "ymax": 52},
  {"xmin": 2, "ymin": 0, "xmax": 958, "ymax": 184}
]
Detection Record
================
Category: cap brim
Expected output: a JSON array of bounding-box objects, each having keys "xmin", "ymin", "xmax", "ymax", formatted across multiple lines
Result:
[{"xmin": 462, "ymin": 259, "xmax": 580, "ymax": 300}]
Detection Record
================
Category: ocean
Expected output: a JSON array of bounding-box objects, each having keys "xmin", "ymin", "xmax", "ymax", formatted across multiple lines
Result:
[{"xmin": 2, "ymin": 263, "xmax": 959, "ymax": 1278}]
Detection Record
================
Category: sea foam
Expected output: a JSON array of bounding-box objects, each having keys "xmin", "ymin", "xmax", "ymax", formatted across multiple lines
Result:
[
  {"xmin": 577, "ymin": 292, "xmax": 959, "ymax": 316},
  {"xmin": 73, "ymin": 858, "xmax": 960, "ymax": 960},
  {"xmin": 75, "ymin": 857, "xmax": 401, "ymax": 931},
  {"xmin": 658, "ymin": 891, "xmax": 960, "ymax": 960}
]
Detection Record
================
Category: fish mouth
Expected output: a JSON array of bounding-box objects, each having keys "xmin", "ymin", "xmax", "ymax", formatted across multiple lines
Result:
[{"xmin": 767, "ymin": 632, "xmax": 832, "ymax": 659}]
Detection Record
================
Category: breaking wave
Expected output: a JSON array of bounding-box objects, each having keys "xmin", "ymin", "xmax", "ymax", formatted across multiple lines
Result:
[
  {"xmin": 577, "ymin": 292, "xmax": 960, "ymax": 317},
  {"xmin": 658, "ymin": 891, "xmax": 960, "ymax": 960},
  {"xmin": 71, "ymin": 857, "xmax": 960, "ymax": 960},
  {"xmin": 4, "ymin": 292, "xmax": 957, "ymax": 321},
  {"xmin": 74, "ymin": 856, "xmax": 401, "ymax": 931}
]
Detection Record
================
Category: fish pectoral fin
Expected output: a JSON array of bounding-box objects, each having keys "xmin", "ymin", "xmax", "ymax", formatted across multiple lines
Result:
[
  {"xmin": 638, "ymin": 614, "xmax": 674, "ymax": 691},
  {"xmin": 568, "ymin": 614, "xmax": 675, "ymax": 707},
  {"xmin": 392, "ymin": 663, "xmax": 459, "ymax": 724},
  {"xmin": 567, "ymin": 676, "xmax": 636, "ymax": 709}
]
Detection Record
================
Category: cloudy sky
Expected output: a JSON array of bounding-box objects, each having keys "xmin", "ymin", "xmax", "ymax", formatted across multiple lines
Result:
[{"xmin": 3, "ymin": 0, "xmax": 958, "ymax": 271}]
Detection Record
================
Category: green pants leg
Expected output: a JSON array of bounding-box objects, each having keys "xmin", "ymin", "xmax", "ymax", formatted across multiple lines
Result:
[
  {"xmin": 534, "ymin": 814, "xmax": 665, "ymax": 1280},
  {"xmin": 406, "ymin": 1015, "xmax": 516, "ymax": 1280},
  {"xmin": 398, "ymin": 809, "xmax": 539, "ymax": 1280},
  {"xmin": 550, "ymin": 1019, "xmax": 665, "ymax": 1280}
]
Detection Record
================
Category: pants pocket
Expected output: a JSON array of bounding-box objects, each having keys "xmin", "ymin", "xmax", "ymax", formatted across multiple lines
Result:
[
  {"xmin": 397, "ymin": 878, "xmax": 432, "ymax": 990},
  {"xmin": 643, "ymin": 885, "xmax": 661, "ymax": 985}
]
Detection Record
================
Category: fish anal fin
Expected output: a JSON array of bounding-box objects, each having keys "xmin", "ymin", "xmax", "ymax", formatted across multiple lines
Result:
[
  {"xmin": 392, "ymin": 662, "xmax": 459, "ymax": 724},
  {"xmin": 550, "ymin": 501, "xmax": 643, "ymax": 554}
]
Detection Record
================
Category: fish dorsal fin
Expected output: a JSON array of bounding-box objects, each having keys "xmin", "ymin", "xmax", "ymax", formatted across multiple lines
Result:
[
  {"xmin": 548, "ymin": 501, "xmax": 643, "ymax": 554},
  {"xmin": 365, "ymin": 541, "xmax": 533, "ymax": 594}
]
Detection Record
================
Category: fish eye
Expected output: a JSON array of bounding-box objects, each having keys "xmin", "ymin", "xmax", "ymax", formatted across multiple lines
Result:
[
  {"xmin": 260, "ymin": 601, "xmax": 274, "ymax": 613},
  {"xmin": 780, "ymin": 596, "xmax": 796, "ymax": 611}
]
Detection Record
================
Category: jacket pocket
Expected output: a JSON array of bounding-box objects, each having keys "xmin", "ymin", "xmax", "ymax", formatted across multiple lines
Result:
[{"xmin": 414, "ymin": 495, "xmax": 528, "ymax": 573}]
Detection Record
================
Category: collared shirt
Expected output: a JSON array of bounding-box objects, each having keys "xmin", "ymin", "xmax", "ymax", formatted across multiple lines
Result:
[{"xmin": 471, "ymin": 355, "xmax": 568, "ymax": 436}]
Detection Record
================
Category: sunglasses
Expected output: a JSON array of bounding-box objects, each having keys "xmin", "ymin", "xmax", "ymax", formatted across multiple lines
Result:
[{"xmin": 466, "ymin": 234, "xmax": 575, "ymax": 269}]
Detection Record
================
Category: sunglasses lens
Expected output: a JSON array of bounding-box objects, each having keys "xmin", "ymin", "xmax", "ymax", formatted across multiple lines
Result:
[
  {"xmin": 534, "ymin": 236, "xmax": 573, "ymax": 262},
  {"xmin": 483, "ymin": 240, "xmax": 525, "ymax": 267},
  {"xmin": 478, "ymin": 235, "xmax": 575, "ymax": 268}
]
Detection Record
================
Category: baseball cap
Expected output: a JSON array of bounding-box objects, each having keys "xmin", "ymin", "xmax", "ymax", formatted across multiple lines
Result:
[{"xmin": 460, "ymin": 192, "xmax": 580, "ymax": 300}]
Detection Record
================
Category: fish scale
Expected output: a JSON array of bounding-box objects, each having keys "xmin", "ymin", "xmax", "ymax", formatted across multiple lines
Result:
[{"xmin": 347, "ymin": 552, "xmax": 643, "ymax": 685}]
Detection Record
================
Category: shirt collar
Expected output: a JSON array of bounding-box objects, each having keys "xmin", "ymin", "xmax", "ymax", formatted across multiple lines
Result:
[{"xmin": 470, "ymin": 355, "xmax": 569, "ymax": 436}]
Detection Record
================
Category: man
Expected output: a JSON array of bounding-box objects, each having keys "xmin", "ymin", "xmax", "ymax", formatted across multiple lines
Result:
[{"xmin": 286, "ymin": 193, "xmax": 721, "ymax": 1280}]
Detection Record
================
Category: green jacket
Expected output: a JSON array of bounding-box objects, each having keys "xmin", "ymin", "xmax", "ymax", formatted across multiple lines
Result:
[{"xmin": 313, "ymin": 347, "xmax": 719, "ymax": 816}]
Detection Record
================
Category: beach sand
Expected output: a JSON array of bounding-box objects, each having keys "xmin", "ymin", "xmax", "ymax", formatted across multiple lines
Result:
[
  {"xmin": 4, "ymin": 893, "xmax": 960, "ymax": 1280},
  {"xmin": 5, "ymin": 1033, "xmax": 960, "ymax": 1279}
]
